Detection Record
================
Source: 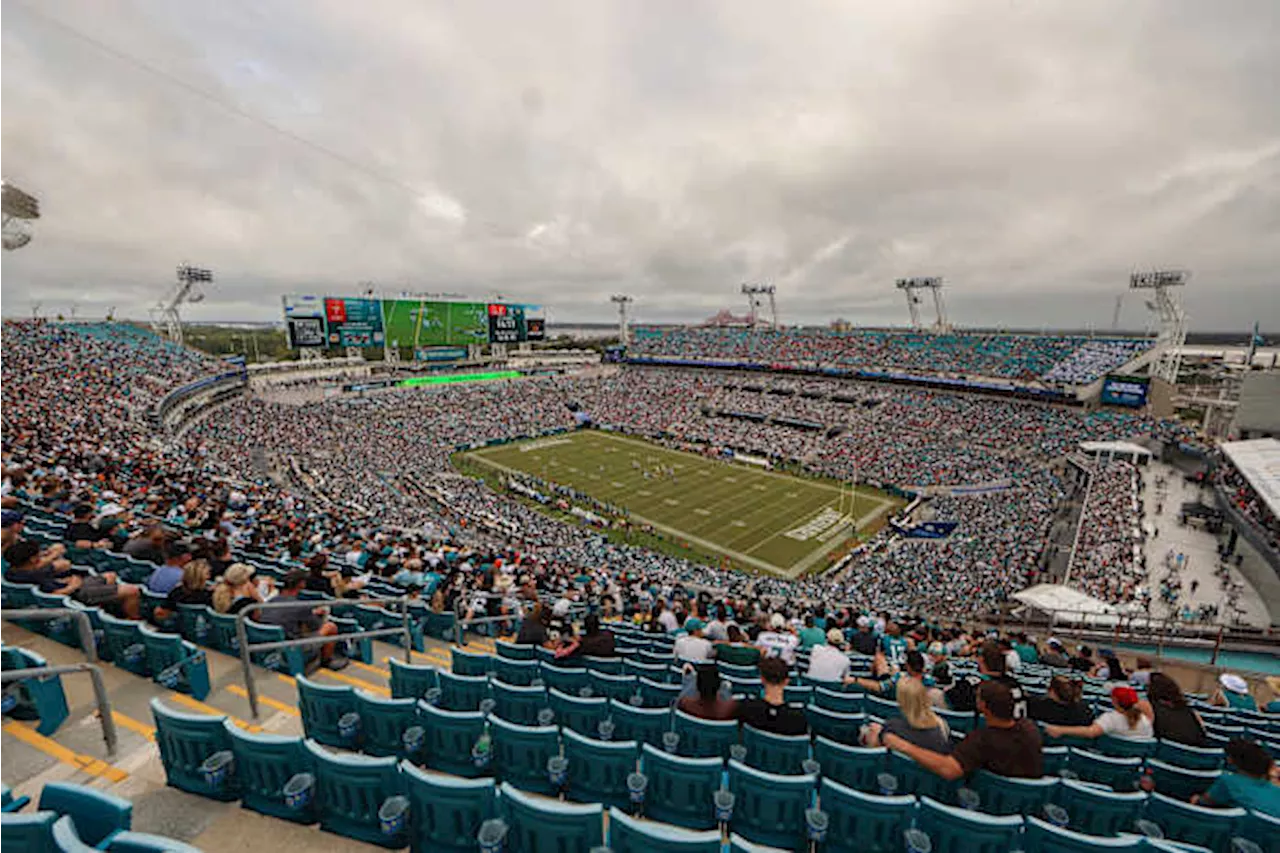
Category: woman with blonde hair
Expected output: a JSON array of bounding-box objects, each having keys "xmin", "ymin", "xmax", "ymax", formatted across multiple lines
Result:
[
  {"xmin": 211, "ymin": 563, "xmax": 272, "ymax": 615},
  {"xmin": 864, "ymin": 675, "xmax": 953, "ymax": 754}
]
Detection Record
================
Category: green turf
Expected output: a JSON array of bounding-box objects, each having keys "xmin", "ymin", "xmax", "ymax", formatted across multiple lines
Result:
[{"xmin": 463, "ymin": 429, "xmax": 899, "ymax": 578}]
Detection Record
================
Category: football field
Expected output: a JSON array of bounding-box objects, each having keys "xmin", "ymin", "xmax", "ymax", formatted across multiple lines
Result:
[{"xmin": 463, "ymin": 429, "xmax": 899, "ymax": 578}]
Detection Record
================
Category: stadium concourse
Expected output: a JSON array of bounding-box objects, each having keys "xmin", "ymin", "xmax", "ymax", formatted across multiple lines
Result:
[{"xmin": 3, "ymin": 320, "xmax": 1279, "ymax": 853}]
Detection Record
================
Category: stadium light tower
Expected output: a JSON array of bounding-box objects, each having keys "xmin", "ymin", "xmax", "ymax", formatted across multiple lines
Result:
[
  {"xmin": 2, "ymin": 181, "xmax": 40, "ymax": 251},
  {"xmin": 741, "ymin": 283, "xmax": 778, "ymax": 329},
  {"xmin": 611, "ymin": 294, "xmax": 634, "ymax": 345},
  {"xmin": 1129, "ymin": 268, "xmax": 1189, "ymax": 384},
  {"xmin": 153, "ymin": 264, "xmax": 212, "ymax": 346},
  {"xmin": 894, "ymin": 277, "xmax": 949, "ymax": 332}
]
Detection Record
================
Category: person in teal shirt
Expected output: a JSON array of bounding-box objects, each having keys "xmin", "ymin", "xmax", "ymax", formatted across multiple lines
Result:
[
  {"xmin": 798, "ymin": 614, "xmax": 826, "ymax": 650},
  {"xmin": 1195, "ymin": 739, "xmax": 1280, "ymax": 817}
]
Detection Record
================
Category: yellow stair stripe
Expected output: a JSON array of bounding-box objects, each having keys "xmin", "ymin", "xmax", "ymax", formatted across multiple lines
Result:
[
  {"xmin": 166, "ymin": 694, "xmax": 263, "ymax": 732},
  {"xmin": 2, "ymin": 721, "xmax": 129, "ymax": 782},
  {"xmin": 315, "ymin": 669, "xmax": 391, "ymax": 696},
  {"xmin": 111, "ymin": 711, "xmax": 156, "ymax": 742},
  {"xmin": 226, "ymin": 685, "xmax": 300, "ymax": 717},
  {"xmin": 350, "ymin": 661, "xmax": 390, "ymax": 678}
]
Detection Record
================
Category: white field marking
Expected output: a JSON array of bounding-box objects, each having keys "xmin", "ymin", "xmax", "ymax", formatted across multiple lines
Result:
[
  {"xmin": 518, "ymin": 437, "xmax": 573, "ymax": 453},
  {"xmin": 783, "ymin": 507, "xmax": 846, "ymax": 541},
  {"xmin": 637, "ymin": 490, "xmax": 652, "ymax": 496},
  {"xmin": 663, "ymin": 499, "xmax": 680, "ymax": 506},
  {"xmin": 754, "ymin": 484, "xmax": 767, "ymax": 491},
  {"xmin": 699, "ymin": 471, "xmax": 711, "ymax": 477},
  {"xmin": 569, "ymin": 466, "xmax": 580, "ymax": 473},
  {"xmin": 786, "ymin": 492, "xmax": 799, "ymax": 498},
  {"xmin": 588, "ymin": 474, "xmax": 599, "ymax": 480},
  {"xmin": 611, "ymin": 481, "xmax": 626, "ymax": 488},
  {"xmin": 724, "ymin": 477, "xmax": 738, "ymax": 483},
  {"xmin": 694, "ymin": 509, "xmax": 711, "ymax": 516},
  {"xmin": 731, "ymin": 520, "xmax": 747, "ymax": 527}
]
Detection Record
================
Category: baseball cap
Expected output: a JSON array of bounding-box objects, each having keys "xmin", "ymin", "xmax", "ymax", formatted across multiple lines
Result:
[
  {"xmin": 685, "ymin": 617, "xmax": 705, "ymax": 633},
  {"xmin": 1111, "ymin": 686, "xmax": 1139, "ymax": 709},
  {"xmin": 224, "ymin": 563, "xmax": 255, "ymax": 586},
  {"xmin": 826, "ymin": 628, "xmax": 845, "ymax": 646}
]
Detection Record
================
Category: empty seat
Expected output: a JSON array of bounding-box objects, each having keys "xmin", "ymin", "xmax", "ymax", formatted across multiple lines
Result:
[
  {"xmin": 305, "ymin": 739, "xmax": 406, "ymax": 848},
  {"xmin": 1067, "ymin": 748, "xmax": 1142, "ymax": 791},
  {"xmin": 418, "ymin": 702, "xmax": 488, "ymax": 779},
  {"xmin": 1, "ymin": 646, "xmax": 69, "ymax": 736},
  {"xmin": 674, "ymin": 709, "xmax": 738, "ymax": 759},
  {"xmin": 812, "ymin": 738, "xmax": 886, "ymax": 793},
  {"xmin": 498, "ymin": 781, "xmax": 604, "ymax": 853},
  {"xmin": 607, "ymin": 807, "xmax": 721, "ymax": 853},
  {"xmin": 587, "ymin": 671, "xmax": 638, "ymax": 702},
  {"xmin": 624, "ymin": 660, "xmax": 670, "ymax": 683},
  {"xmin": 1, "ymin": 810, "xmax": 57, "ymax": 852},
  {"xmin": 541, "ymin": 666, "xmax": 590, "ymax": 696},
  {"xmin": 138, "ymin": 625, "xmax": 210, "ymax": 699},
  {"xmin": 494, "ymin": 640, "xmax": 537, "ymax": 661},
  {"xmin": 1143, "ymin": 791, "xmax": 1245, "ymax": 852},
  {"xmin": 401, "ymin": 761, "xmax": 496, "ymax": 853},
  {"xmin": 38, "ymin": 782, "xmax": 132, "ymax": 847},
  {"xmin": 973, "ymin": 771, "xmax": 1059, "ymax": 817},
  {"xmin": 1056, "ymin": 779, "xmax": 1147, "ymax": 838},
  {"xmin": 150, "ymin": 697, "xmax": 238, "ymax": 801},
  {"xmin": 812, "ymin": 687, "xmax": 863, "ymax": 715},
  {"xmin": 203, "ymin": 611, "xmax": 241, "ymax": 656},
  {"xmin": 491, "ymin": 680, "xmax": 548, "ymax": 727},
  {"xmin": 227, "ymin": 725, "xmax": 316, "ymax": 824},
  {"xmin": 640, "ymin": 743, "xmax": 723, "ymax": 831},
  {"xmin": 916, "ymin": 795, "xmax": 1023, "ymax": 853},
  {"xmin": 639, "ymin": 677, "xmax": 682, "ymax": 708},
  {"xmin": 489, "ymin": 716, "xmax": 561, "ymax": 796},
  {"xmin": 438, "ymin": 670, "xmax": 490, "ymax": 712},
  {"xmin": 818, "ymin": 777, "xmax": 916, "ymax": 853},
  {"xmin": 388, "ymin": 658, "xmax": 439, "ymax": 701},
  {"xmin": 610, "ymin": 700, "xmax": 671, "ymax": 746},
  {"xmin": 1021, "ymin": 815, "xmax": 1144, "ymax": 853},
  {"xmin": 1236, "ymin": 808, "xmax": 1278, "ymax": 853},
  {"xmin": 804, "ymin": 705, "xmax": 865, "ymax": 745},
  {"xmin": 562, "ymin": 727, "xmax": 639, "ymax": 811},
  {"xmin": 355, "ymin": 691, "xmax": 419, "ymax": 758},
  {"xmin": 451, "ymin": 648, "xmax": 493, "ymax": 677},
  {"xmin": 863, "ymin": 694, "xmax": 899, "ymax": 720},
  {"xmin": 548, "ymin": 688, "xmax": 608, "ymax": 738},
  {"xmin": 742, "ymin": 725, "xmax": 810, "ymax": 775},
  {"xmin": 726, "ymin": 759, "xmax": 817, "ymax": 851},
  {"xmin": 493, "ymin": 657, "xmax": 540, "ymax": 687},
  {"xmin": 1145, "ymin": 758, "xmax": 1220, "ymax": 801},
  {"xmin": 583, "ymin": 655, "xmax": 622, "ymax": 676},
  {"xmin": 99, "ymin": 613, "xmax": 149, "ymax": 676},
  {"xmin": 296, "ymin": 675, "xmax": 357, "ymax": 748}
]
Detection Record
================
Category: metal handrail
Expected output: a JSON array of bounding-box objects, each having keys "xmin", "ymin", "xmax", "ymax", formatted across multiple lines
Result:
[
  {"xmin": 234, "ymin": 595, "xmax": 416, "ymax": 720},
  {"xmin": 1, "ymin": 662, "xmax": 117, "ymax": 756},
  {"xmin": 1, "ymin": 607, "xmax": 99, "ymax": 663},
  {"xmin": 452, "ymin": 591, "xmax": 532, "ymax": 646}
]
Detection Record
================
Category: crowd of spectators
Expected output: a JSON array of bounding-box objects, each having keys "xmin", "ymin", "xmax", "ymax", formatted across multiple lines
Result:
[
  {"xmin": 1070, "ymin": 461, "xmax": 1146, "ymax": 605},
  {"xmin": 1217, "ymin": 459, "xmax": 1280, "ymax": 554}
]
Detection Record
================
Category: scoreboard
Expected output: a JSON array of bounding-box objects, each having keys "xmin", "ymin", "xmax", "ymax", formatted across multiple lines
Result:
[
  {"xmin": 284, "ymin": 295, "xmax": 545, "ymax": 349},
  {"xmin": 1100, "ymin": 375, "xmax": 1151, "ymax": 408}
]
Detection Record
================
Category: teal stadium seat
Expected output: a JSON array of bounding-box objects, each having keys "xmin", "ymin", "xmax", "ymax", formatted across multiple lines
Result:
[
  {"xmin": 355, "ymin": 691, "xmax": 418, "ymax": 758},
  {"xmin": 812, "ymin": 738, "xmax": 886, "ymax": 792},
  {"xmin": 863, "ymin": 694, "xmax": 899, "ymax": 720},
  {"xmin": 1237, "ymin": 808, "xmax": 1279, "ymax": 853},
  {"xmin": 726, "ymin": 759, "xmax": 817, "ymax": 851},
  {"xmin": 99, "ymin": 613, "xmax": 149, "ymax": 676},
  {"xmin": 30, "ymin": 591, "xmax": 80, "ymax": 648},
  {"xmin": 2, "ymin": 785, "xmax": 31, "ymax": 813},
  {"xmin": 244, "ymin": 620, "xmax": 306, "ymax": 675},
  {"xmin": 401, "ymin": 762, "xmax": 496, "ymax": 853},
  {"xmin": 624, "ymin": 660, "xmax": 670, "ymax": 683},
  {"xmin": 150, "ymin": 697, "xmax": 238, "ymax": 801},
  {"xmin": 674, "ymin": 709, "xmax": 739, "ymax": 759},
  {"xmin": 937, "ymin": 706, "xmax": 977, "ymax": 735},
  {"xmin": 175, "ymin": 604, "xmax": 212, "ymax": 647},
  {"xmin": 493, "ymin": 657, "xmax": 540, "ymax": 687},
  {"xmin": 1096, "ymin": 736, "xmax": 1157, "ymax": 760},
  {"xmin": 451, "ymin": 649, "xmax": 493, "ymax": 677},
  {"xmin": 295, "ymin": 675, "xmax": 357, "ymax": 748},
  {"xmin": 606, "ymin": 807, "xmax": 721, "ymax": 853},
  {"xmin": 498, "ymin": 781, "xmax": 604, "ymax": 853},
  {"xmin": 1067, "ymin": 748, "xmax": 1142, "ymax": 791},
  {"xmin": 304, "ymin": 739, "xmax": 406, "ymax": 848},
  {"xmin": 729, "ymin": 832, "xmax": 793, "ymax": 852},
  {"xmin": 549, "ymin": 688, "xmax": 608, "ymax": 737},
  {"xmin": 640, "ymin": 743, "xmax": 722, "ymax": 830},
  {"xmin": 562, "ymin": 727, "xmax": 638, "ymax": 811},
  {"xmin": 610, "ymin": 700, "xmax": 670, "ymax": 746},
  {"xmin": 438, "ymin": 670, "xmax": 490, "ymax": 712},
  {"xmin": 1144, "ymin": 759, "xmax": 1220, "ymax": 801},
  {"xmin": 1143, "ymin": 792, "xmax": 1245, "ymax": 852},
  {"xmin": 138, "ymin": 625, "xmax": 210, "ymax": 700},
  {"xmin": 804, "ymin": 706, "xmax": 865, "ymax": 745},
  {"xmin": 742, "ymin": 725, "xmax": 810, "ymax": 775},
  {"xmin": 1021, "ymin": 815, "xmax": 1144, "ymax": 853},
  {"xmin": 93, "ymin": 830, "xmax": 205, "ymax": 853},
  {"xmin": 542, "ymin": 666, "xmax": 590, "ymax": 696},
  {"xmin": 1042, "ymin": 746, "xmax": 1070, "ymax": 777},
  {"xmin": 812, "ymin": 687, "xmax": 863, "ymax": 714},
  {"xmin": 583, "ymin": 655, "xmax": 622, "ymax": 675},
  {"xmin": 37, "ymin": 782, "xmax": 132, "ymax": 847},
  {"xmin": 973, "ymin": 770, "xmax": 1059, "ymax": 816},
  {"xmin": 1056, "ymin": 779, "xmax": 1147, "ymax": 837},
  {"xmin": 588, "ymin": 671, "xmax": 638, "ymax": 702},
  {"xmin": 888, "ymin": 749, "xmax": 961, "ymax": 804},
  {"xmin": 388, "ymin": 659, "xmax": 439, "ymax": 701},
  {"xmin": 1, "ymin": 810, "xmax": 57, "ymax": 853},
  {"xmin": 495, "ymin": 640, "xmax": 537, "ymax": 661},
  {"xmin": 418, "ymin": 702, "xmax": 488, "ymax": 778},
  {"xmin": 425, "ymin": 609, "xmax": 455, "ymax": 641},
  {"xmin": 916, "ymin": 795, "xmax": 1023, "ymax": 853},
  {"xmin": 1, "ymin": 647, "xmax": 70, "ymax": 736},
  {"xmin": 817, "ymin": 777, "xmax": 916, "ymax": 853},
  {"xmin": 489, "ymin": 716, "xmax": 561, "ymax": 796},
  {"xmin": 491, "ymin": 680, "xmax": 548, "ymax": 727},
  {"xmin": 50, "ymin": 815, "xmax": 99, "ymax": 853},
  {"xmin": 227, "ymin": 725, "xmax": 317, "ymax": 824},
  {"xmin": 203, "ymin": 611, "xmax": 241, "ymax": 656},
  {"xmin": 139, "ymin": 589, "xmax": 175, "ymax": 631},
  {"xmin": 639, "ymin": 677, "xmax": 682, "ymax": 708}
]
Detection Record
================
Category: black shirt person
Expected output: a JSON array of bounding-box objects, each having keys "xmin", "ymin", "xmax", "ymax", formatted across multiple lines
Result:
[{"xmin": 737, "ymin": 657, "xmax": 808, "ymax": 736}]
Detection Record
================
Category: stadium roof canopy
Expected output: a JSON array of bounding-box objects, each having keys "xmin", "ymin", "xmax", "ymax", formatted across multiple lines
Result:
[{"xmin": 1219, "ymin": 437, "xmax": 1280, "ymax": 520}]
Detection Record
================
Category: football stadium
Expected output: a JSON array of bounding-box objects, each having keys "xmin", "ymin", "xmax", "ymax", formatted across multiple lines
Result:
[{"xmin": 4, "ymin": 4, "xmax": 1280, "ymax": 852}]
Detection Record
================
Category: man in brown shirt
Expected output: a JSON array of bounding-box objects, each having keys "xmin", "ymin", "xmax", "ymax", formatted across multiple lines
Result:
[{"xmin": 881, "ymin": 680, "xmax": 1043, "ymax": 780}]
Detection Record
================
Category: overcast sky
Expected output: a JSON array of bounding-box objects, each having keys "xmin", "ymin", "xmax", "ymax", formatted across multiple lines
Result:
[{"xmin": 3, "ymin": 0, "xmax": 1278, "ymax": 330}]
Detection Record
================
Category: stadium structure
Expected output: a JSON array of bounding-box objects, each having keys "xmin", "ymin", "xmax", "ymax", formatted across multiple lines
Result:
[{"xmin": 2, "ymin": 281, "xmax": 1278, "ymax": 852}]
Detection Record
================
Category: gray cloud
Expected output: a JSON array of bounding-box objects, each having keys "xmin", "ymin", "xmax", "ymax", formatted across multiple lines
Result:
[{"xmin": 2, "ymin": 0, "xmax": 1277, "ymax": 330}]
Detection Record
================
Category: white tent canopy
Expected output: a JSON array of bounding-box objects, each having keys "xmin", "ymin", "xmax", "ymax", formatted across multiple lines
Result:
[
  {"xmin": 1013, "ymin": 583, "xmax": 1122, "ymax": 626},
  {"xmin": 1079, "ymin": 441, "xmax": 1153, "ymax": 463}
]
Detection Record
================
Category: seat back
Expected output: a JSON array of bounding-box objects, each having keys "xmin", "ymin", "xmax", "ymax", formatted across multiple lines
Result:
[
  {"xmin": 451, "ymin": 648, "xmax": 493, "ymax": 677},
  {"xmin": 49, "ymin": 815, "xmax": 97, "ymax": 853},
  {"xmin": 1153, "ymin": 741, "xmax": 1224, "ymax": 770},
  {"xmin": 1, "ymin": 810, "xmax": 58, "ymax": 853},
  {"xmin": 917, "ymin": 795, "xmax": 1023, "ymax": 853},
  {"xmin": 244, "ymin": 619, "xmax": 306, "ymax": 675},
  {"xmin": 804, "ymin": 705, "xmax": 864, "ymax": 745},
  {"xmin": 973, "ymin": 771, "xmax": 1059, "ymax": 817},
  {"xmin": 587, "ymin": 671, "xmax": 637, "ymax": 702},
  {"xmin": 1, "ymin": 646, "xmax": 70, "ymax": 736},
  {"xmin": 203, "ymin": 611, "xmax": 241, "ymax": 655},
  {"xmin": 491, "ymin": 680, "xmax": 548, "ymax": 727},
  {"xmin": 1144, "ymin": 791, "xmax": 1245, "ymax": 852},
  {"xmin": 548, "ymin": 688, "xmax": 608, "ymax": 738},
  {"xmin": 583, "ymin": 655, "xmax": 622, "ymax": 675},
  {"xmin": 812, "ymin": 687, "xmax": 863, "ymax": 714},
  {"xmin": 742, "ymin": 725, "xmax": 810, "ymax": 775},
  {"xmin": 936, "ymin": 706, "xmax": 976, "ymax": 735},
  {"xmin": 863, "ymin": 693, "xmax": 899, "ymax": 720},
  {"xmin": 495, "ymin": 640, "xmax": 536, "ymax": 661},
  {"xmin": 610, "ymin": 700, "xmax": 670, "ymax": 746},
  {"xmin": 541, "ymin": 666, "xmax": 590, "ymax": 696},
  {"xmin": 1021, "ymin": 815, "xmax": 1144, "ymax": 853},
  {"xmin": 888, "ymin": 750, "xmax": 961, "ymax": 804},
  {"xmin": 388, "ymin": 659, "xmax": 439, "ymax": 701},
  {"xmin": 640, "ymin": 743, "xmax": 723, "ymax": 831},
  {"xmin": 818, "ymin": 778, "xmax": 916, "ymax": 853},
  {"xmin": 674, "ymin": 709, "xmax": 738, "ymax": 759},
  {"xmin": 489, "ymin": 716, "xmax": 561, "ymax": 796},
  {"xmin": 418, "ymin": 701, "xmax": 487, "ymax": 778},
  {"xmin": 37, "ymin": 782, "xmax": 132, "ymax": 847},
  {"xmin": 639, "ymin": 677, "xmax": 681, "ymax": 708},
  {"xmin": 355, "ymin": 691, "xmax": 419, "ymax": 758},
  {"xmin": 100, "ymin": 613, "xmax": 148, "ymax": 676},
  {"xmin": 624, "ymin": 660, "xmax": 669, "ymax": 682},
  {"xmin": 812, "ymin": 738, "xmax": 886, "ymax": 792},
  {"xmin": 562, "ymin": 727, "xmax": 638, "ymax": 811},
  {"xmin": 438, "ymin": 670, "xmax": 490, "ymax": 712},
  {"xmin": 726, "ymin": 759, "xmax": 816, "ymax": 851},
  {"xmin": 304, "ymin": 739, "xmax": 405, "ymax": 847},
  {"xmin": 1145, "ymin": 758, "xmax": 1220, "ymax": 801},
  {"xmin": 606, "ymin": 806, "xmax": 721, "ymax": 853},
  {"xmin": 1057, "ymin": 779, "xmax": 1147, "ymax": 837},
  {"xmin": 149, "ymin": 697, "xmax": 238, "ymax": 800},
  {"xmin": 401, "ymin": 761, "xmax": 496, "ymax": 853},
  {"xmin": 175, "ymin": 605, "xmax": 213, "ymax": 646},
  {"xmin": 296, "ymin": 675, "xmax": 358, "ymax": 748},
  {"xmin": 1066, "ymin": 748, "xmax": 1142, "ymax": 791},
  {"xmin": 498, "ymin": 781, "xmax": 604, "ymax": 853},
  {"xmin": 228, "ymin": 725, "xmax": 315, "ymax": 824},
  {"xmin": 1236, "ymin": 808, "xmax": 1278, "ymax": 853},
  {"xmin": 1096, "ymin": 736, "xmax": 1157, "ymax": 760},
  {"xmin": 493, "ymin": 657, "xmax": 540, "ymax": 687}
]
